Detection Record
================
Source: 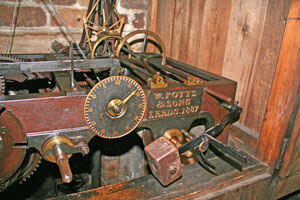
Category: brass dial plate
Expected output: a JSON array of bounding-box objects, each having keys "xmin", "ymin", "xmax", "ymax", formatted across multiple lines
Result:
[{"xmin": 84, "ymin": 76, "xmax": 146, "ymax": 138}]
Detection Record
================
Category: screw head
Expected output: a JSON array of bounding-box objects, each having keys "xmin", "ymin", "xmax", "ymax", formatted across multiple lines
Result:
[
  {"xmin": 80, "ymin": 145, "xmax": 90, "ymax": 156},
  {"xmin": 169, "ymin": 166, "xmax": 177, "ymax": 174}
]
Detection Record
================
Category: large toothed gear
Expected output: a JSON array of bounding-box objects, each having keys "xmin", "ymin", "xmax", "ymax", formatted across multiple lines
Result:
[
  {"xmin": 0, "ymin": 53, "xmax": 50, "ymax": 95},
  {"xmin": 0, "ymin": 107, "xmax": 27, "ymax": 191},
  {"xmin": 0, "ymin": 54, "xmax": 26, "ymax": 96},
  {"xmin": 18, "ymin": 152, "xmax": 42, "ymax": 183}
]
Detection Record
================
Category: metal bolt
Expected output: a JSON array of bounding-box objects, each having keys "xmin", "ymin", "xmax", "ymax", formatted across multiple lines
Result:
[
  {"xmin": 80, "ymin": 145, "xmax": 90, "ymax": 156},
  {"xmin": 1, "ymin": 126, "xmax": 7, "ymax": 134},
  {"xmin": 169, "ymin": 166, "xmax": 177, "ymax": 174}
]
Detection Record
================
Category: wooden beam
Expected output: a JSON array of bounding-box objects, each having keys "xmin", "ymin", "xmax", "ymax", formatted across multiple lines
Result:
[
  {"xmin": 53, "ymin": 156, "xmax": 269, "ymax": 200},
  {"xmin": 240, "ymin": 0, "xmax": 291, "ymax": 133},
  {"xmin": 197, "ymin": 0, "xmax": 232, "ymax": 75},
  {"xmin": 222, "ymin": 0, "xmax": 269, "ymax": 123},
  {"xmin": 256, "ymin": 0, "xmax": 300, "ymax": 169}
]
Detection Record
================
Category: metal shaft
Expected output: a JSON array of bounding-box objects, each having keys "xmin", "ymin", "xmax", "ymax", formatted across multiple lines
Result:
[{"xmin": 53, "ymin": 145, "xmax": 73, "ymax": 183}]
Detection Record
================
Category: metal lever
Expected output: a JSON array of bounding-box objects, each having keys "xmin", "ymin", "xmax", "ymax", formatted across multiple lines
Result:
[
  {"xmin": 194, "ymin": 148, "xmax": 216, "ymax": 174},
  {"xmin": 182, "ymin": 129, "xmax": 216, "ymax": 173},
  {"xmin": 206, "ymin": 134, "xmax": 247, "ymax": 163}
]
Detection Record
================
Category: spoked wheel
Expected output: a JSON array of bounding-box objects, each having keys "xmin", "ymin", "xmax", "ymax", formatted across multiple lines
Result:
[
  {"xmin": 90, "ymin": 35, "xmax": 132, "ymax": 59},
  {"xmin": 115, "ymin": 30, "xmax": 167, "ymax": 65}
]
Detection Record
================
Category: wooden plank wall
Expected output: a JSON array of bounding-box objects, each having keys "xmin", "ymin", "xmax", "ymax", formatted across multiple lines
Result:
[{"xmin": 148, "ymin": 0, "xmax": 291, "ymax": 135}]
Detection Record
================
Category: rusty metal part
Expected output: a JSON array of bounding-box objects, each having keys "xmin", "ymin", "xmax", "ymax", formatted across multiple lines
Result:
[
  {"xmin": 147, "ymin": 72, "xmax": 168, "ymax": 89},
  {"xmin": 115, "ymin": 29, "xmax": 167, "ymax": 65},
  {"xmin": 145, "ymin": 137, "xmax": 182, "ymax": 186},
  {"xmin": 0, "ymin": 106, "xmax": 27, "ymax": 187}
]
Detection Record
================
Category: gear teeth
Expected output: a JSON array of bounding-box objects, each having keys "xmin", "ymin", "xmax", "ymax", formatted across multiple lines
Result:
[
  {"xmin": 18, "ymin": 153, "xmax": 42, "ymax": 184},
  {"xmin": 0, "ymin": 53, "xmax": 26, "ymax": 96},
  {"xmin": 0, "ymin": 53, "xmax": 25, "ymax": 62},
  {"xmin": 0, "ymin": 76, "xmax": 5, "ymax": 96}
]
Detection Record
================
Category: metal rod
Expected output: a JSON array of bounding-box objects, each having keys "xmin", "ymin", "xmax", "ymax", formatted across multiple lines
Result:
[
  {"xmin": 119, "ymin": 59, "xmax": 152, "ymax": 77},
  {"xmin": 6, "ymin": 0, "xmax": 20, "ymax": 54},
  {"xmin": 48, "ymin": 0, "xmax": 87, "ymax": 60},
  {"xmin": 0, "ymin": 58, "xmax": 120, "ymax": 75},
  {"xmin": 166, "ymin": 58, "xmax": 219, "ymax": 81},
  {"xmin": 121, "ymin": 47, "xmax": 139, "ymax": 58},
  {"xmin": 146, "ymin": 60, "xmax": 188, "ymax": 79},
  {"xmin": 70, "ymin": 42, "xmax": 75, "ymax": 89},
  {"xmin": 141, "ymin": 34, "xmax": 148, "ymax": 53}
]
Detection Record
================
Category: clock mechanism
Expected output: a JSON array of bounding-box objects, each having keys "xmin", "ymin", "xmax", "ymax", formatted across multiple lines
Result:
[{"xmin": 84, "ymin": 76, "xmax": 147, "ymax": 138}]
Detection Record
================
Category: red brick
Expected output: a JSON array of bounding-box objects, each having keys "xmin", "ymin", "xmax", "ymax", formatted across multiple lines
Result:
[
  {"xmin": 120, "ymin": 14, "xmax": 128, "ymax": 24},
  {"xmin": 78, "ymin": 0, "xmax": 89, "ymax": 7},
  {"xmin": 35, "ymin": 0, "xmax": 76, "ymax": 6},
  {"xmin": 0, "ymin": 32, "xmax": 82, "ymax": 53},
  {"xmin": 2, "ymin": 0, "xmax": 23, "ymax": 2},
  {"xmin": 0, "ymin": 5, "xmax": 46, "ymax": 27},
  {"xmin": 120, "ymin": 0, "xmax": 147, "ymax": 10},
  {"xmin": 50, "ymin": 8, "xmax": 87, "ymax": 28},
  {"xmin": 132, "ymin": 13, "xmax": 145, "ymax": 28}
]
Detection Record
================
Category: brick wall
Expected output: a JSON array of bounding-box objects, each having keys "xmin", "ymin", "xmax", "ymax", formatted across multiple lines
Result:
[{"xmin": 0, "ymin": 0, "xmax": 148, "ymax": 54}]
